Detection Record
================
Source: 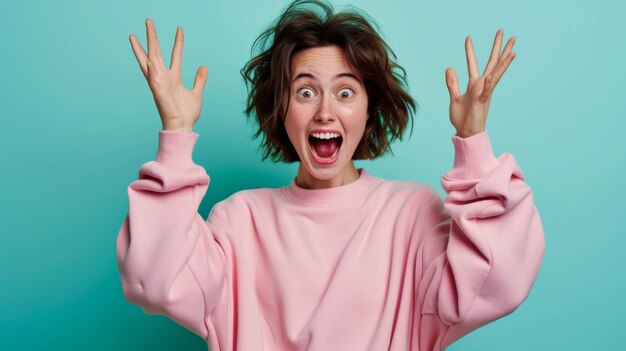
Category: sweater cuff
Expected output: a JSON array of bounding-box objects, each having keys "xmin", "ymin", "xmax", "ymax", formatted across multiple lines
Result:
[
  {"xmin": 445, "ymin": 130, "xmax": 500, "ymax": 180},
  {"xmin": 155, "ymin": 130, "xmax": 199, "ymax": 168}
]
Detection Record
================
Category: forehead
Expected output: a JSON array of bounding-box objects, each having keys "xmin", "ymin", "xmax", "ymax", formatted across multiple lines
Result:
[{"xmin": 290, "ymin": 45, "xmax": 357, "ymax": 77}]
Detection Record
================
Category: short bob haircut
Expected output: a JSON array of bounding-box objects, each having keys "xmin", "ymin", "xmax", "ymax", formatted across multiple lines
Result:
[{"xmin": 241, "ymin": 0, "xmax": 417, "ymax": 163}]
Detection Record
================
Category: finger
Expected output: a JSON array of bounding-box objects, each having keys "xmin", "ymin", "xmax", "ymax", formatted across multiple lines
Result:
[
  {"xmin": 445, "ymin": 67, "xmax": 460, "ymax": 100},
  {"xmin": 490, "ymin": 51, "xmax": 516, "ymax": 87},
  {"xmin": 465, "ymin": 36, "xmax": 479, "ymax": 79},
  {"xmin": 170, "ymin": 27, "xmax": 184, "ymax": 71},
  {"xmin": 483, "ymin": 29, "xmax": 504, "ymax": 76},
  {"xmin": 129, "ymin": 34, "xmax": 148, "ymax": 77},
  {"xmin": 497, "ymin": 36, "xmax": 516, "ymax": 66},
  {"xmin": 192, "ymin": 66, "xmax": 208, "ymax": 95},
  {"xmin": 146, "ymin": 59, "xmax": 158, "ymax": 85},
  {"xmin": 479, "ymin": 75, "xmax": 492, "ymax": 102},
  {"xmin": 146, "ymin": 18, "xmax": 165, "ymax": 69}
]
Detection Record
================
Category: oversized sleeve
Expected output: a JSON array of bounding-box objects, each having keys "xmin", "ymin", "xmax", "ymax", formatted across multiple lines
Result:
[
  {"xmin": 115, "ymin": 130, "xmax": 228, "ymax": 340},
  {"xmin": 415, "ymin": 130, "xmax": 545, "ymax": 350}
]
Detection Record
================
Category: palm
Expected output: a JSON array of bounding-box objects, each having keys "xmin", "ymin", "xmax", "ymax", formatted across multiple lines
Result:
[
  {"xmin": 129, "ymin": 19, "xmax": 207, "ymax": 132},
  {"xmin": 445, "ymin": 29, "xmax": 517, "ymax": 138},
  {"xmin": 150, "ymin": 69, "xmax": 203, "ymax": 129}
]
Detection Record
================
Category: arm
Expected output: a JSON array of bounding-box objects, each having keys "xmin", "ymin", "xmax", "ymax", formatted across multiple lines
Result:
[
  {"xmin": 117, "ymin": 20, "xmax": 222, "ymax": 338},
  {"xmin": 116, "ymin": 130, "xmax": 227, "ymax": 339},
  {"xmin": 416, "ymin": 130, "xmax": 545, "ymax": 348}
]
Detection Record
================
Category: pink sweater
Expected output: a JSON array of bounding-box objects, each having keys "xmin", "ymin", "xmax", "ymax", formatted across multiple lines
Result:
[{"xmin": 116, "ymin": 129, "xmax": 545, "ymax": 350}]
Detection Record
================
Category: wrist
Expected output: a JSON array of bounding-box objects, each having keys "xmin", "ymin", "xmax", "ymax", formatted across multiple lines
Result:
[
  {"xmin": 163, "ymin": 127, "xmax": 194, "ymax": 133},
  {"xmin": 162, "ymin": 116, "xmax": 194, "ymax": 133},
  {"xmin": 446, "ymin": 130, "xmax": 499, "ymax": 179},
  {"xmin": 455, "ymin": 128, "xmax": 485, "ymax": 139},
  {"xmin": 162, "ymin": 124, "xmax": 194, "ymax": 133},
  {"xmin": 156, "ymin": 130, "xmax": 199, "ymax": 168}
]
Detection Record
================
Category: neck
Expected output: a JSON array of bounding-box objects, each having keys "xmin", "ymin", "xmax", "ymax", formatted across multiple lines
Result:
[{"xmin": 295, "ymin": 162, "xmax": 360, "ymax": 189}]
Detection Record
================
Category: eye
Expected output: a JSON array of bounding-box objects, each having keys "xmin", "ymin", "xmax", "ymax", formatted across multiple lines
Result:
[
  {"xmin": 296, "ymin": 87, "xmax": 316, "ymax": 98},
  {"xmin": 337, "ymin": 88, "xmax": 354, "ymax": 99}
]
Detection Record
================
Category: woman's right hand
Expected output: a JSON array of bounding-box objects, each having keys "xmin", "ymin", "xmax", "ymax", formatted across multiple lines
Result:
[{"xmin": 129, "ymin": 19, "xmax": 207, "ymax": 133}]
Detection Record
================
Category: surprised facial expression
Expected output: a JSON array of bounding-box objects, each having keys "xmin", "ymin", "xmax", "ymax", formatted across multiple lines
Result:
[{"xmin": 283, "ymin": 45, "xmax": 369, "ymax": 188}]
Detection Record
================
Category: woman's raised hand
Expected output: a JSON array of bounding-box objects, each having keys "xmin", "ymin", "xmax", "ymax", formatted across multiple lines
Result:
[
  {"xmin": 445, "ymin": 29, "xmax": 516, "ymax": 138},
  {"xmin": 129, "ymin": 19, "xmax": 207, "ymax": 133}
]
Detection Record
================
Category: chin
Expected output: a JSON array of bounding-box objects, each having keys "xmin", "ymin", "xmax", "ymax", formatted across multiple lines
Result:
[{"xmin": 303, "ymin": 162, "xmax": 345, "ymax": 180}]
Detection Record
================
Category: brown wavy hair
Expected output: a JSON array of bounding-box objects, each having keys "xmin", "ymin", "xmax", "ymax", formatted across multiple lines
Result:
[{"xmin": 241, "ymin": 0, "xmax": 417, "ymax": 162}]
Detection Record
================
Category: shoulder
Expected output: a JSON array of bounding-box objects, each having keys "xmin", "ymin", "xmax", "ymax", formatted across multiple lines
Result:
[
  {"xmin": 208, "ymin": 187, "xmax": 282, "ymax": 217},
  {"xmin": 372, "ymin": 177, "xmax": 442, "ymax": 203},
  {"xmin": 361, "ymin": 176, "xmax": 446, "ymax": 225},
  {"xmin": 206, "ymin": 187, "xmax": 283, "ymax": 234},
  {"xmin": 356, "ymin": 175, "xmax": 444, "ymax": 218},
  {"xmin": 228, "ymin": 187, "xmax": 284, "ymax": 206}
]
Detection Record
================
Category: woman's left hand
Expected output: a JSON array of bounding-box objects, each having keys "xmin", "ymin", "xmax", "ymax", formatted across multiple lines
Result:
[{"xmin": 445, "ymin": 29, "xmax": 517, "ymax": 138}]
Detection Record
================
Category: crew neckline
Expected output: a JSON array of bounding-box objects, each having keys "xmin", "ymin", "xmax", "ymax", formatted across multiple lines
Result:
[{"xmin": 282, "ymin": 168, "xmax": 382, "ymax": 206}]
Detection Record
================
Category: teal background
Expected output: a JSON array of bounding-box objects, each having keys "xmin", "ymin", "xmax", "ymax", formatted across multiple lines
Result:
[{"xmin": 1, "ymin": 0, "xmax": 624, "ymax": 349}]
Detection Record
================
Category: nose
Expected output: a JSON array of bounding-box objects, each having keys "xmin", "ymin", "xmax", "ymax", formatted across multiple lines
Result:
[{"xmin": 314, "ymin": 95, "xmax": 335, "ymax": 123}]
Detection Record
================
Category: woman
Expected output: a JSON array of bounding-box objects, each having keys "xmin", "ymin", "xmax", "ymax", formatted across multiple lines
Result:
[{"xmin": 116, "ymin": 0, "xmax": 545, "ymax": 350}]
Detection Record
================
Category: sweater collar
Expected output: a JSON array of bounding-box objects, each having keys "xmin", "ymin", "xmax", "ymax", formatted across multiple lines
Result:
[{"xmin": 282, "ymin": 168, "xmax": 381, "ymax": 206}]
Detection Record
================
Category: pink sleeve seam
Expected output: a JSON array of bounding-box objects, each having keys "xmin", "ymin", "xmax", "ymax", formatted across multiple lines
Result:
[{"xmin": 184, "ymin": 260, "xmax": 212, "ymax": 335}]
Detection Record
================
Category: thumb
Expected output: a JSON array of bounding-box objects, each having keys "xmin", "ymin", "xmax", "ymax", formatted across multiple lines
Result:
[
  {"xmin": 192, "ymin": 65, "xmax": 208, "ymax": 95},
  {"xmin": 445, "ymin": 67, "xmax": 460, "ymax": 100}
]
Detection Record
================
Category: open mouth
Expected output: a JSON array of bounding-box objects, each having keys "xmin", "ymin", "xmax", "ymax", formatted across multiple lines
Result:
[{"xmin": 308, "ymin": 132, "xmax": 343, "ymax": 165}]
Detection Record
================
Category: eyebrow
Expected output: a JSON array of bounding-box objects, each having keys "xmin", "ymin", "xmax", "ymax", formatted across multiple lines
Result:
[{"xmin": 292, "ymin": 72, "xmax": 361, "ymax": 83}]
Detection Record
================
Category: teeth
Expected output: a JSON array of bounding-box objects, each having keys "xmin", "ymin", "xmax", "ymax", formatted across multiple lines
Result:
[{"xmin": 311, "ymin": 132, "xmax": 340, "ymax": 139}]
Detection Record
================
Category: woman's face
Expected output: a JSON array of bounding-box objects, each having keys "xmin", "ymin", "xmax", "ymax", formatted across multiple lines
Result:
[{"xmin": 284, "ymin": 45, "xmax": 369, "ymax": 189}]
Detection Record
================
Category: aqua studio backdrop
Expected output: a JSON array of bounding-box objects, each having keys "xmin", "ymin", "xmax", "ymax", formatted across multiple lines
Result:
[{"xmin": 1, "ymin": 0, "xmax": 624, "ymax": 349}]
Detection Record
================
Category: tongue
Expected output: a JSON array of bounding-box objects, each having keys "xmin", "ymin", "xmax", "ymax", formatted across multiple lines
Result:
[{"xmin": 313, "ymin": 139, "xmax": 339, "ymax": 158}]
